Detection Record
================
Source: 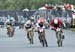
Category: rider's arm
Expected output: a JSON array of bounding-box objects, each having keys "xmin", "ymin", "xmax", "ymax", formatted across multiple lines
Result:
[
  {"xmin": 44, "ymin": 20, "xmax": 49, "ymax": 26},
  {"xmin": 4, "ymin": 20, "xmax": 8, "ymax": 27},
  {"xmin": 24, "ymin": 22, "xmax": 28, "ymax": 30},
  {"xmin": 24, "ymin": 20, "xmax": 29, "ymax": 27},
  {"xmin": 62, "ymin": 22, "xmax": 66, "ymax": 28},
  {"xmin": 50, "ymin": 20, "xmax": 54, "ymax": 28},
  {"xmin": 24, "ymin": 20, "xmax": 30, "ymax": 30}
]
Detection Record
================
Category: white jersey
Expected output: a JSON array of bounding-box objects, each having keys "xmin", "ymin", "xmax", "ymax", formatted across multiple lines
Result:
[
  {"xmin": 4, "ymin": 19, "xmax": 15, "ymax": 27},
  {"xmin": 36, "ymin": 23, "xmax": 45, "ymax": 29},
  {"xmin": 24, "ymin": 20, "xmax": 35, "ymax": 29}
]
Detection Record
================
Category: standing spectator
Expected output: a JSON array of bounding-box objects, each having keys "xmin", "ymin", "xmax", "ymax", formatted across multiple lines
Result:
[
  {"xmin": 57, "ymin": 7, "xmax": 62, "ymax": 17},
  {"xmin": 64, "ymin": 3, "xmax": 72, "ymax": 17},
  {"xmin": 51, "ymin": 6, "xmax": 58, "ymax": 17}
]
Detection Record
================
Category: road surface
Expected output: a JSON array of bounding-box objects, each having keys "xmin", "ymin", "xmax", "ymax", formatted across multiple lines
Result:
[{"xmin": 0, "ymin": 28, "xmax": 75, "ymax": 52}]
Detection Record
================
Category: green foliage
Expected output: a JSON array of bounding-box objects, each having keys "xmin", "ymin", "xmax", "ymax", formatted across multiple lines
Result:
[{"xmin": 0, "ymin": 0, "xmax": 74, "ymax": 10}]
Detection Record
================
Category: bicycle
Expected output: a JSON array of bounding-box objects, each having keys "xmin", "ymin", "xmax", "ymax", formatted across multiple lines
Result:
[{"xmin": 38, "ymin": 28, "xmax": 48, "ymax": 47}]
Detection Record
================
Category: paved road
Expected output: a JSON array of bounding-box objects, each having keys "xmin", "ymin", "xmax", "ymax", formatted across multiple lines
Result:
[{"xmin": 0, "ymin": 28, "xmax": 75, "ymax": 52}]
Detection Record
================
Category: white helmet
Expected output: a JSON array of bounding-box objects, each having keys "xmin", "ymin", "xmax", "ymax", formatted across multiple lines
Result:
[
  {"xmin": 30, "ymin": 17, "xmax": 34, "ymax": 20},
  {"xmin": 54, "ymin": 19, "xmax": 58, "ymax": 24}
]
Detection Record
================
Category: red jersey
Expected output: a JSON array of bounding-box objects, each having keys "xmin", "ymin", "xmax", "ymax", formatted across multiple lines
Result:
[{"xmin": 50, "ymin": 18, "xmax": 63, "ymax": 30}]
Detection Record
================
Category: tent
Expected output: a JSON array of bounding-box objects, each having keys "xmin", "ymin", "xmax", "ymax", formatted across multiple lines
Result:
[{"xmin": 38, "ymin": 7, "xmax": 47, "ymax": 10}]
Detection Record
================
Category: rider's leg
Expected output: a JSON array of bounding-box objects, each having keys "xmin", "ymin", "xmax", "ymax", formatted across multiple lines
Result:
[
  {"xmin": 61, "ymin": 29, "xmax": 64, "ymax": 39},
  {"xmin": 38, "ymin": 31, "xmax": 41, "ymax": 42},
  {"xmin": 42, "ymin": 30, "xmax": 48, "ymax": 47},
  {"xmin": 31, "ymin": 30, "xmax": 34, "ymax": 44},
  {"xmin": 38, "ymin": 34, "xmax": 42, "ymax": 42},
  {"xmin": 31, "ymin": 30, "xmax": 34, "ymax": 39},
  {"xmin": 56, "ymin": 32, "xmax": 58, "ymax": 38},
  {"xmin": 44, "ymin": 39, "xmax": 48, "ymax": 47},
  {"xmin": 7, "ymin": 27, "xmax": 11, "ymax": 37},
  {"xmin": 11, "ymin": 28, "xmax": 15, "ymax": 37},
  {"xmin": 11, "ymin": 31, "xmax": 14, "ymax": 37},
  {"xmin": 7, "ymin": 31, "xmax": 10, "ymax": 37},
  {"xmin": 27, "ymin": 32, "xmax": 29, "ymax": 39}
]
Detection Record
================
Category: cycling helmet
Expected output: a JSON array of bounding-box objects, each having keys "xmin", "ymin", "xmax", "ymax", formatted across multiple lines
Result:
[
  {"xmin": 30, "ymin": 17, "xmax": 34, "ymax": 20},
  {"xmin": 38, "ymin": 18, "xmax": 45, "ymax": 24},
  {"xmin": 54, "ymin": 19, "xmax": 58, "ymax": 24}
]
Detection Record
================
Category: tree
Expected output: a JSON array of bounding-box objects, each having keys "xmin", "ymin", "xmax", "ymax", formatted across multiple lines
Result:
[{"xmin": 0, "ymin": 0, "xmax": 75, "ymax": 10}]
